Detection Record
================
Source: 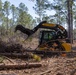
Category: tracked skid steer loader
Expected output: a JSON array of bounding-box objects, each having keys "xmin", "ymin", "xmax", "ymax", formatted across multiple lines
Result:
[{"xmin": 15, "ymin": 21, "xmax": 71, "ymax": 54}]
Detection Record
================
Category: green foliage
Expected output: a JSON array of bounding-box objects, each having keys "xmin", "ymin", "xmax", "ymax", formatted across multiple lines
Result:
[
  {"xmin": 10, "ymin": 4, "xmax": 16, "ymax": 25},
  {"xmin": 0, "ymin": 0, "xmax": 36, "ymax": 36},
  {"xmin": 0, "ymin": 0, "xmax": 75, "ymax": 39},
  {"xmin": 16, "ymin": 3, "xmax": 34, "ymax": 29},
  {"xmin": 50, "ymin": 0, "xmax": 67, "ymax": 25},
  {"xmin": 3, "ymin": 1, "xmax": 10, "ymax": 34},
  {"xmin": 3, "ymin": 1, "xmax": 10, "ymax": 15},
  {"xmin": 33, "ymin": 0, "xmax": 50, "ymax": 22}
]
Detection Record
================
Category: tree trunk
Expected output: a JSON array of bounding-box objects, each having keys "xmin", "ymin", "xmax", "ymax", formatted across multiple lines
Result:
[{"xmin": 67, "ymin": 0, "xmax": 73, "ymax": 43}]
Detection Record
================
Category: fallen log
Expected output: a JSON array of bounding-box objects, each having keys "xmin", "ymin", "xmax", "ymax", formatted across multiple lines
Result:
[
  {"xmin": 0, "ymin": 50, "xmax": 76, "ymax": 58},
  {"xmin": 0, "ymin": 53, "xmax": 32, "ymax": 58},
  {"xmin": 0, "ymin": 63, "xmax": 42, "ymax": 70},
  {"xmin": 24, "ymin": 50, "xmax": 76, "ymax": 57}
]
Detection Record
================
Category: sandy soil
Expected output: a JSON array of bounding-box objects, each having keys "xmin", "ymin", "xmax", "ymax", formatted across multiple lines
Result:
[
  {"xmin": 0, "ymin": 38, "xmax": 76, "ymax": 75},
  {"xmin": 0, "ymin": 57, "xmax": 76, "ymax": 75}
]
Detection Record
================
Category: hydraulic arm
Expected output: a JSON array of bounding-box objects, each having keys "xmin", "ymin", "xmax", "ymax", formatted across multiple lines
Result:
[{"xmin": 15, "ymin": 21, "xmax": 67, "ymax": 39}]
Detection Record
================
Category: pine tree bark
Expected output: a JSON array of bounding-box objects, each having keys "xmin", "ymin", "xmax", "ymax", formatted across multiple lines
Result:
[{"xmin": 67, "ymin": 0, "xmax": 73, "ymax": 43}]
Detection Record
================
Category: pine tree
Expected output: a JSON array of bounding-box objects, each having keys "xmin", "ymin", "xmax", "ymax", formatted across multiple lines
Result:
[
  {"xmin": 33, "ymin": 0, "xmax": 50, "ymax": 22},
  {"xmin": 3, "ymin": 1, "xmax": 10, "ymax": 34},
  {"xmin": 67, "ymin": 0, "xmax": 73, "ymax": 43}
]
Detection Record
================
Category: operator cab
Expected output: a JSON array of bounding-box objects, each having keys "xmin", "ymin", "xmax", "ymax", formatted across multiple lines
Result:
[{"xmin": 39, "ymin": 30, "xmax": 57, "ymax": 44}]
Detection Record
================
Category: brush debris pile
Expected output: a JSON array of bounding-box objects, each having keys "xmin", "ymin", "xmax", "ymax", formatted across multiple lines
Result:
[{"xmin": 0, "ymin": 39, "xmax": 23, "ymax": 53}]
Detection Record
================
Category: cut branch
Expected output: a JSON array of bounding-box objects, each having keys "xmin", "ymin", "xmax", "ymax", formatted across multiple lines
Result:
[
  {"xmin": 0, "ymin": 63, "xmax": 42, "ymax": 70},
  {"xmin": 40, "ymin": 69, "xmax": 51, "ymax": 75}
]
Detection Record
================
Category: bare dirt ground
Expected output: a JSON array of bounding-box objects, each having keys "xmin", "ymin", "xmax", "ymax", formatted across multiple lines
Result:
[
  {"xmin": 0, "ymin": 57, "xmax": 76, "ymax": 75},
  {"xmin": 0, "ymin": 37, "xmax": 76, "ymax": 75}
]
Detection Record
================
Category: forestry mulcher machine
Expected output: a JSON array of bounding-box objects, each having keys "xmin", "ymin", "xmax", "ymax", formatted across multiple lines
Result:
[{"xmin": 15, "ymin": 21, "xmax": 71, "ymax": 55}]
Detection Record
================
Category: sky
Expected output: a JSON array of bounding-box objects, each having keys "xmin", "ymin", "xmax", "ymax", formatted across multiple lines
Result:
[{"xmin": 2, "ymin": 0, "xmax": 55, "ymax": 19}]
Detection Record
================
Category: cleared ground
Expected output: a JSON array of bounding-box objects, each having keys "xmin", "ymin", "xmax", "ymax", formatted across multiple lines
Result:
[{"xmin": 0, "ymin": 37, "xmax": 76, "ymax": 75}]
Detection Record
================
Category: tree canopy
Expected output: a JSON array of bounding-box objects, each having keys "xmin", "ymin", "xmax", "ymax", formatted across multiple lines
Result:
[{"xmin": 0, "ymin": 0, "xmax": 76, "ymax": 41}]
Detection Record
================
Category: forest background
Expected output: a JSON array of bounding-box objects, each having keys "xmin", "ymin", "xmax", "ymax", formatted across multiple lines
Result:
[{"xmin": 0, "ymin": 0, "xmax": 76, "ymax": 40}]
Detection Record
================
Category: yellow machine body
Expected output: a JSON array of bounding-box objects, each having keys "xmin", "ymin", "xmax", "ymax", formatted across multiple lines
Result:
[
  {"xmin": 42, "ymin": 23, "xmax": 56, "ymax": 27},
  {"xmin": 42, "ymin": 23, "xmax": 65, "ymax": 31},
  {"xmin": 38, "ymin": 30, "xmax": 71, "ymax": 52},
  {"xmin": 61, "ymin": 42, "xmax": 71, "ymax": 52},
  {"xmin": 38, "ymin": 42, "xmax": 71, "ymax": 52}
]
